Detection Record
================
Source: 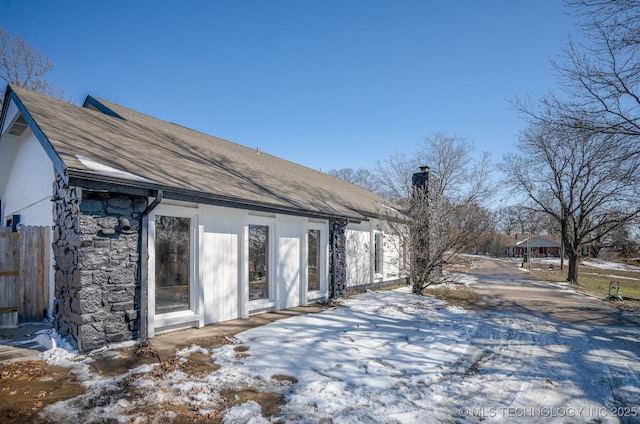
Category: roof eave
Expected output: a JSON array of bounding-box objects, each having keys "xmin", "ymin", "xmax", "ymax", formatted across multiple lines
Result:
[
  {"xmin": 2, "ymin": 85, "xmax": 68, "ymax": 183},
  {"xmin": 67, "ymin": 169, "xmax": 368, "ymax": 222}
]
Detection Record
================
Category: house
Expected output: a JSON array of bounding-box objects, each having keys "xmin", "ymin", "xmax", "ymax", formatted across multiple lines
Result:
[
  {"xmin": 0, "ymin": 85, "xmax": 408, "ymax": 352},
  {"xmin": 515, "ymin": 235, "xmax": 561, "ymax": 258}
]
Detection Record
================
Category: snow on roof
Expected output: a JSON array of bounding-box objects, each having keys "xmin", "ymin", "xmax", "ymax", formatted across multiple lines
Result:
[{"xmin": 76, "ymin": 155, "xmax": 158, "ymax": 184}]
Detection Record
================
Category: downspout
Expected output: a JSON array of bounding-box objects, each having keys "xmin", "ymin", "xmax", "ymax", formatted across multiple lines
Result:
[{"xmin": 139, "ymin": 190, "xmax": 163, "ymax": 345}]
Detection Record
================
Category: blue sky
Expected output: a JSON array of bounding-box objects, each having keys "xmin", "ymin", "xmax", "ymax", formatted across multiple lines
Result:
[{"xmin": 1, "ymin": 0, "xmax": 575, "ymax": 173}]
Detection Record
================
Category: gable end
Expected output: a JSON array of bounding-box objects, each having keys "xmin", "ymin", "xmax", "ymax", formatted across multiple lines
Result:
[{"xmin": 1, "ymin": 87, "xmax": 68, "ymax": 183}]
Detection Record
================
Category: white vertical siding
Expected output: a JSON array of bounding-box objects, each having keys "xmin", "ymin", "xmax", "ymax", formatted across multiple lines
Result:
[
  {"xmin": 201, "ymin": 206, "xmax": 241, "ymax": 324},
  {"xmin": 0, "ymin": 122, "xmax": 56, "ymax": 318},
  {"xmin": 382, "ymin": 232, "xmax": 403, "ymax": 280},
  {"xmin": 276, "ymin": 217, "xmax": 305, "ymax": 310},
  {"xmin": 344, "ymin": 220, "xmax": 408, "ymax": 289},
  {"xmin": 1, "ymin": 131, "xmax": 54, "ymax": 226},
  {"xmin": 150, "ymin": 200, "xmax": 412, "ymax": 335},
  {"xmin": 277, "ymin": 236, "xmax": 301, "ymax": 309},
  {"xmin": 345, "ymin": 222, "xmax": 372, "ymax": 288}
]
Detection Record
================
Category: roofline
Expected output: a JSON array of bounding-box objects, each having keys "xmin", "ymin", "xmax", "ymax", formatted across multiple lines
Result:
[
  {"xmin": 67, "ymin": 169, "xmax": 369, "ymax": 222},
  {"xmin": 2, "ymin": 85, "xmax": 68, "ymax": 183},
  {"xmin": 82, "ymin": 95, "xmax": 125, "ymax": 120},
  {"xmin": 0, "ymin": 85, "xmax": 9, "ymax": 134}
]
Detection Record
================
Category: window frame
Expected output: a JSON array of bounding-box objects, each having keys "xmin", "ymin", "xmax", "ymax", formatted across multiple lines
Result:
[
  {"xmin": 148, "ymin": 204, "xmax": 200, "ymax": 334},
  {"xmin": 306, "ymin": 228, "xmax": 321, "ymax": 293},
  {"xmin": 245, "ymin": 218, "xmax": 276, "ymax": 311},
  {"xmin": 374, "ymin": 231, "xmax": 384, "ymax": 277},
  {"xmin": 306, "ymin": 221, "xmax": 328, "ymax": 302}
]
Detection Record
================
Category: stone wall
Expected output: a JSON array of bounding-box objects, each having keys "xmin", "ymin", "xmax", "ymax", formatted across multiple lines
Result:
[
  {"xmin": 52, "ymin": 176, "xmax": 148, "ymax": 352},
  {"xmin": 329, "ymin": 218, "xmax": 348, "ymax": 299}
]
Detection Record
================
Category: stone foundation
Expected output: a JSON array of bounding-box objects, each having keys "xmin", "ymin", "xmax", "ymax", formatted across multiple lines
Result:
[{"xmin": 52, "ymin": 176, "xmax": 148, "ymax": 352}]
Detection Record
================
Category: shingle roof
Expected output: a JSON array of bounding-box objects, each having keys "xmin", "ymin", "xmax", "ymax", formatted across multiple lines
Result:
[
  {"xmin": 515, "ymin": 235, "xmax": 561, "ymax": 248},
  {"xmin": 6, "ymin": 85, "xmax": 395, "ymax": 220}
]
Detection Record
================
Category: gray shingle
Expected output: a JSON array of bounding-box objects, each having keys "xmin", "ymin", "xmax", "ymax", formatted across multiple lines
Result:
[{"xmin": 10, "ymin": 85, "xmax": 396, "ymax": 220}]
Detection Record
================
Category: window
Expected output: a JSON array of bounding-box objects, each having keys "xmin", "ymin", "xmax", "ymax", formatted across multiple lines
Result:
[
  {"xmin": 308, "ymin": 229, "xmax": 320, "ymax": 292},
  {"xmin": 155, "ymin": 215, "xmax": 191, "ymax": 314},
  {"xmin": 374, "ymin": 233, "xmax": 383, "ymax": 274},
  {"xmin": 249, "ymin": 224, "xmax": 269, "ymax": 300}
]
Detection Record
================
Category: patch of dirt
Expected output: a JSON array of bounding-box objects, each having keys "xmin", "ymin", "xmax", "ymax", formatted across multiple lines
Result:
[
  {"xmin": 129, "ymin": 386, "xmax": 290, "ymax": 424},
  {"xmin": 443, "ymin": 256, "xmax": 474, "ymax": 273},
  {"xmin": 0, "ymin": 303, "xmax": 329, "ymax": 423},
  {"xmin": 271, "ymin": 374, "xmax": 298, "ymax": 384},
  {"xmin": 464, "ymin": 350, "xmax": 492, "ymax": 375},
  {"xmin": 234, "ymin": 345, "xmax": 250, "ymax": 358},
  {"xmin": 149, "ymin": 352, "xmax": 218, "ymax": 379},
  {"xmin": 89, "ymin": 343, "xmax": 161, "ymax": 377},
  {"xmin": 188, "ymin": 335, "xmax": 234, "ymax": 351},
  {"xmin": 424, "ymin": 284, "xmax": 480, "ymax": 307},
  {"xmin": 0, "ymin": 360, "xmax": 84, "ymax": 424}
]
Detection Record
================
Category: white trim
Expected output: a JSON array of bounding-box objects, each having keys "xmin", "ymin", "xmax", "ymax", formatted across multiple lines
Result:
[
  {"xmin": 148, "ymin": 203, "xmax": 201, "ymax": 337},
  {"xmin": 304, "ymin": 222, "xmax": 329, "ymax": 304},
  {"xmin": 197, "ymin": 224, "xmax": 205, "ymax": 328},
  {"xmin": 245, "ymin": 216, "xmax": 277, "ymax": 314},
  {"xmin": 373, "ymin": 230, "xmax": 384, "ymax": 282}
]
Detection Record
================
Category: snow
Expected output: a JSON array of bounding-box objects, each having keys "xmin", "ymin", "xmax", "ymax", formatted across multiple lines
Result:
[
  {"xmin": 33, "ymin": 328, "xmax": 75, "ymax": 352},
  {"xmin": 582, "ymin": 258, "xmax": 640, "ymax": 272},
  {"xmin": 224, "ymin": 402, "xmax": 269, "ymax": 424},
  {"xmin": 513, "ymin": 256, "xmax": 640, "ymax": 273},
  {"xmin": 76, "ymin": 155, "xmax": 158, "ymax": 184},
  {"xmin": 29, "ymin": 260, "xmax": 640, "ymax": 423}
]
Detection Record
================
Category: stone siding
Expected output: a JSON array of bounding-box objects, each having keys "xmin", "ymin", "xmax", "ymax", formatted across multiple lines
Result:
[
  {"xmin": 52, "ymin": 176, "xmax": 147, "ymax": 352},
  {"xmin": 329, "ymin": 218, "xmax": 348, "ymax": 299}
]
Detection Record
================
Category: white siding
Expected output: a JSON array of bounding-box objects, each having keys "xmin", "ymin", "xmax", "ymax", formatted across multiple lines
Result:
[
  {"xmin": 276, "ymin": 218, "xmax": 306, "ymax": 310},
  {"xmin": 150, "ymin": 203, "xmax": 330, "ymax": 335},
  {"xmin": 0, "ymin": 120, "xmax": 56, "ymax": 318},
  {"xmin": 344, "ymin": 220, "xmax": 408, "ymax": 289},
  {"xmin": 278, "ymin": 236, "xmax": 301, "ymax": 309},
  {"xmin": 1, "ymin": 130, "xmax": 54, "ymax": 227},
  {"xmin": 201, "ymin": 206, "xmax": 241, "ymax": 324},
  {"xmin": 382, "ymin": 232, "xmax": 404, "ymax": 280},
  {"xmin": 345, "ymin": 222, "xmax": 372, "ymax": 288}
]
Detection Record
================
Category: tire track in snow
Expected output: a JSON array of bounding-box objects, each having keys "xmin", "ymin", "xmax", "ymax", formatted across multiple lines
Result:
[{"xmin": 427, "ymin": 312, "xmax": 539, "ymax": 420}]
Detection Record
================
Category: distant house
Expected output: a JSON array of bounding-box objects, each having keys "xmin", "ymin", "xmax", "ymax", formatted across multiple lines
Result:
[
  {"xmin": 0, "ymin": 85, "xmax": 407, "ymax": 351},
  {"xmin": 515, "ymin": 235, "xmax": 561, "ymax": 257}
]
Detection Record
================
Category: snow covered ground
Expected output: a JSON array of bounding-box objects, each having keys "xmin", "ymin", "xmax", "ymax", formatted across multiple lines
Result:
[
  {"xmin": 518, "ymin": 255, "xmax": 640, "ymax": 273},
  {"xmin": 36, "ymin": 273, "xmax": 640, "ymax": 423}
]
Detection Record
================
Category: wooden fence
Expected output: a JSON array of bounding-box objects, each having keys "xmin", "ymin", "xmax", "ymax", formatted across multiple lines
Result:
[{"xmin": 0, "ymin": 226, "xmax": 50, "ymax": 327}]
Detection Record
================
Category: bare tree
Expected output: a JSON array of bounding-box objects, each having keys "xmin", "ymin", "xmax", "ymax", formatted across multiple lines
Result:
[
  {"xmin": 607, "ymin": 222, "xmax": 640, "ymax": 258},
  {"xmin": 501, "ymin": 121, "xmax": 640, "ymax": 283},
  {"xmin": 559, "ymin": 0, "xmax": 640, "ymax": 138},
  {"xmin": 506, "ymin": 0, "xmax": 640, "ymax": 282},
  {"xmin": 512, "ymin": 1, "xmax": 640, "ymax": 140},
  {"xmin": 0, "ymin": 26, "xmax": 66, "ymax": 103},
  {"xmin": 400, "ymin": 182, "xmax": 494, "ymax": 294},
  {"xmin": 374, "ymin": 152, "xmax": 415, "ymax": 204},
  {"xmin": 496, "ymin": 205, "xmax": 560, "ymax": 236},
  {"xmin": 327, "ymin": 167, "xmax": 381, "ymax": 194},
  {"xmin": 377, "ymin": 133, "xmax": 495, "ymax": 294}
]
